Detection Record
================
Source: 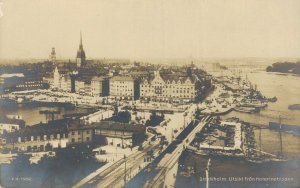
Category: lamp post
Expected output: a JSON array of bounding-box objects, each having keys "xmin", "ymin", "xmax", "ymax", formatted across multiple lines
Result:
[{"xmin": 124, "ymin": 154, "xmax": 127, "ymax": 184}]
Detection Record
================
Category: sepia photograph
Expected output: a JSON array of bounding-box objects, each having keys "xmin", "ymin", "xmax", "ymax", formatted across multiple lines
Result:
[{"xmin": 0, "ymin": 0, "xmax": 300, "ymax": 188}]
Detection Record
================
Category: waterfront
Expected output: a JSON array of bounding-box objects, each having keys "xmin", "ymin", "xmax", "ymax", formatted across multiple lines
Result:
[
  {"xmin": 223, "ymin": 68, "xmax": 300, "ymax": 126},
  {"xmin": 175, "ymin": 63, "xmax": 300, "ymax": 188},
  {"xmin": 0, "ymin": 100, "xmax": 90, "ymax": 126}
]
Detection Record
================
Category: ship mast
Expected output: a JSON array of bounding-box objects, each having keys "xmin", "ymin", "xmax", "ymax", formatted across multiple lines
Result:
[
  {"xmin": 278, "ymin": 115, "xmax": 283, "ymax": 159},
  {"xmin": 259, "ymin": 127, "xmax": 262, "ymax": 156}
]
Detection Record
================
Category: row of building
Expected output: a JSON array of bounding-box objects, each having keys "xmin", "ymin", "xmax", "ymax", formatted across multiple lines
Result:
[
  {"xmin": 1, "ymin": 33, "xmax": 211, "ymax": 102},
  {"xmin": 1, "ymin": 119, "xmax": 146, "ymax": 153},
  {"xmin": 50, "ymin": 68, "xmax": 208, "ymax": 102},
  {"xmin": 0, "ymin": 73, "xmax": 49, "ymax": 94}
]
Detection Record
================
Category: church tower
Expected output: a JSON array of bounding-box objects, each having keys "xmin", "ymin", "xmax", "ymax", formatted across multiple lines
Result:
[
  {"xmin": 76, "ymin": 32, "xmax": 86, "ymax": 67},
  {"xmin": 49, "ymin": 47, "xmax": 56, "ymax": 63}
]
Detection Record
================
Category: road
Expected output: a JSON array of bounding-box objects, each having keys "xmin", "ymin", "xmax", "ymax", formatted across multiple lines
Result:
[
  {"xmin": 144, "ymin": 115, "xmax": 211, "ymax": 188},
  {"xmin": 73, "ymin": 138, "xmax": 161, "ymax": 188}
]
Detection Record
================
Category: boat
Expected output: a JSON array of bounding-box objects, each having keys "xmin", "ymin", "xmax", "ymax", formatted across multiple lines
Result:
[
  {"xmin": 268, "ymin": 96, "xmax": 277, "ymax": 103},
  {"xmin": 239, "ymin": 101, "xmax": 267, "ymax": 108},
  {"xmin": 15, "ymin": 97, "xmax": 31, "ymax": 104},
  {"xmin": 234, "ymin": 107, "xmax": 259, "ymax": 113},
  {"xmin": 288, "ymin": 104, "xmax": 300, "ymax": 111},
  {"xmin": 16, "ymin": 97, "xmax": 24, "ymax": 103},
  {"xmin": 246, "ymin": 157, "xmax": 288, "ymax": 164},
  {"xmin": 269, "ymin": 122, "xmax": 300, "ymax": 136}
]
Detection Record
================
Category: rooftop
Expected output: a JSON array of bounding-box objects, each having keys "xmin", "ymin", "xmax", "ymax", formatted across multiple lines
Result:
[
  {"xmin": 3, "ymin": 119, "xmax": 69, "ymax": 139},
  {"xmin": 69, "ymin": 121, "xmax": 145, "ymax": 133},
  {"xmin": 110, "ymin": 76, "xmax": 134, "ymax": 81}
]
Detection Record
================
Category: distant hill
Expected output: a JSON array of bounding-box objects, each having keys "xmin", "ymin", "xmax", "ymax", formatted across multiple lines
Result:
[{"xmin": 266, "ymin": 62, "xmax": 300, "ymax": 75}]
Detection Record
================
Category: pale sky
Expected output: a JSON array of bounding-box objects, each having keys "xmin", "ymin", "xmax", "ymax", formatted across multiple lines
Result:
[{"xmin": 0, "ymin": 0, "xmax": 300, "ymax": 60}]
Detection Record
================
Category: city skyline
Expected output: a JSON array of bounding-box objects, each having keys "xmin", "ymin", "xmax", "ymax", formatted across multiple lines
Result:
[{"xmin": 0, "ymin": 0, "xmax": 300, "ymax": 60}]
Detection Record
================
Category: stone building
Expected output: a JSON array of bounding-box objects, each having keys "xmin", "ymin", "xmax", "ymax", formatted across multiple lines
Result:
[
  {"xmin": 109, "ymin": 76, "xmax": 139, "ymax": 100},
  {"xmin": 140, "ymin": 71, "xmax": 200, "ymax": 102},
  {"xmin": 2, "ymin": 119, "xmax": 146, "ymax": 152},
  {"xmin": 91, "ymin": 76, "xmax": 109, "ymax": 97},
  {"xmin": 2, "ymin": 120, "xmax": 69, "ymax": 152}
]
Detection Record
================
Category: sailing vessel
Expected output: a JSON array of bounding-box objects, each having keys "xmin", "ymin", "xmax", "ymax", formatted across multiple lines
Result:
[{"xmin": 246, "ymin": 116, "xmax": 288, "ymax": 164}]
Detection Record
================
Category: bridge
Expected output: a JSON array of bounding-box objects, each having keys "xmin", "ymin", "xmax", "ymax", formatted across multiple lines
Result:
[{"xmin": 144, "ymin": 115, "xmax": 211, "ymax": 188}]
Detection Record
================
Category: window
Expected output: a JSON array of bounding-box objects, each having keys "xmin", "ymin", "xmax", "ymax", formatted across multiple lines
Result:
[
  {"xmin": 86, "ymin": 137, "xmax": 90, "ymax": 141},
  {"xmin": 86, "ymin": 130, "xmax": 90, "ymax": 134},
  {"xmin": 72, "ymin": 131, "xmax": 75, "ymax": 135},
  {"xmin": 71, "ymin": 138, "xmax": 75, "ymax": 143}
]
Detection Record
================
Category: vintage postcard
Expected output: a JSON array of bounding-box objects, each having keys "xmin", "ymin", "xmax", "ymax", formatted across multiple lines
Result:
[{"xmin": 0, "ymin": 0, "xmax": 299, "ymax": 188}]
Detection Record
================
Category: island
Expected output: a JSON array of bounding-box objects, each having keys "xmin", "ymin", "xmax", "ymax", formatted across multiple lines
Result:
[{"xmin": 266, "ymin": 62, "xmax": 300, "ymax": 75}]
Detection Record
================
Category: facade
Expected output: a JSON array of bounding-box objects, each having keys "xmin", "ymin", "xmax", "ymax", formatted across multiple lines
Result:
[
  {"xmin": 60, "ymin": 76, "xmax": 71, "ymax": 92},
  {"xmin": 15, "ymin": 79, "xmax": 48, "ymax": 91},
  {"xmin": 75, "ymin": 80, "xmax": 85, "ymax": 93},
  {"xmin": 2, "ymin": 120, "xmax": 69, "ymax": 152},
  {"xmin": 74, "ymin": 79, "xmax": 91, "ymax": 95},
  {"xmin": 52, "ymin": 66, "xmax": 74, "ymax": 92},
  {"xmin": 0, "ymin": 73, "xmax": 48, "ymax": 93},
  {"xmin": 140, "ymin": 71, "xmax": 199, "ymax": 102},
  {"xmin": 91, "ymin": 77, "xmax": 109, "ymax": 97},
  {"xmin": 2, "ymin": 119, "xmax": 146, "ymax": 152},
  {"xmin": 93, "ymin": 121, "xmax": 145, "ymax": 148},
  {"xmin": 68, "ymin": 127, "xmax": 93, "ymax": 145},
  {"xmin": 109, "ymin": 76, "xmax": 136, "ymax": 99}
]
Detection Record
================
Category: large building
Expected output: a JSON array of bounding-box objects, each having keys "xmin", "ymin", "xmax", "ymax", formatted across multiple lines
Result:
[
  {"xmin": 74, "ymin": 78, "xmax": 91, "ymax": 95},
  {"xmin": 140, "ymin": 71, "xmax": 200, "ymax": 102},
  {"xmin": 109, "ymin": 76, "xmax": 139, "ymax": 100},
  {"xmin": 2, "ymin": 120, "xmax": 69, "ymax": 152},
  {"xmin": 91, "ymin": 77, "xmax": 109, "ymax": 97},
  {"xmin": 68, "ymin": 121, "xmax": 146, "ymax": 148},
  {"xmin": 76, "ymin": 32, "xmax": 86, "ymax": 67},
  {"xmin": 0, "ymin": 73, "xmax": 49, "ymax": 94},
  {"xmin": 52, "ymin": 66, "xmax": 72, "ymax": 92},
  {"xmin": 2, "ymin": 119, "xmax": 145, "ymax": 152}
]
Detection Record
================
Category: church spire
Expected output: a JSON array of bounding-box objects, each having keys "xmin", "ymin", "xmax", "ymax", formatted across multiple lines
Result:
[
  {"xmin": 80, "ymin": 31, "xmax": 82, "ymax": 45},
  {"xmin": 76, "ymin": 31, "xmax": 86, "ymax": 67},
  {"xmin": 79, "ymin": 31, "xmax": 83, "ymax": 49}
]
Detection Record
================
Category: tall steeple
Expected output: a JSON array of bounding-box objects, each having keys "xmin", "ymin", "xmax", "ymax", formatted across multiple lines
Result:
[
  {"xmin": 76, "ymin": 31, "xmax": 86, "ymax": 67},
  {"xmin": 79, "ymin": 31, "xmax": 83, "ymax": 49},
  {"xmin": 49, "ymin": 47, "xmax": 56, "ymax": 63}
]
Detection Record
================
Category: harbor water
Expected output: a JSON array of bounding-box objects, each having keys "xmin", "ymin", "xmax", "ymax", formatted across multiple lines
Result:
[
  {"xmin": 0, "ymin": 100, "xmax": 89, "ymax": 126},
  {"xmin": 224, "ymin": 70, "xmax": 300, "ymax": 126},
  {"xmin": 177, "ymin": 63, "xmax": 300, "ymax": 188}
]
